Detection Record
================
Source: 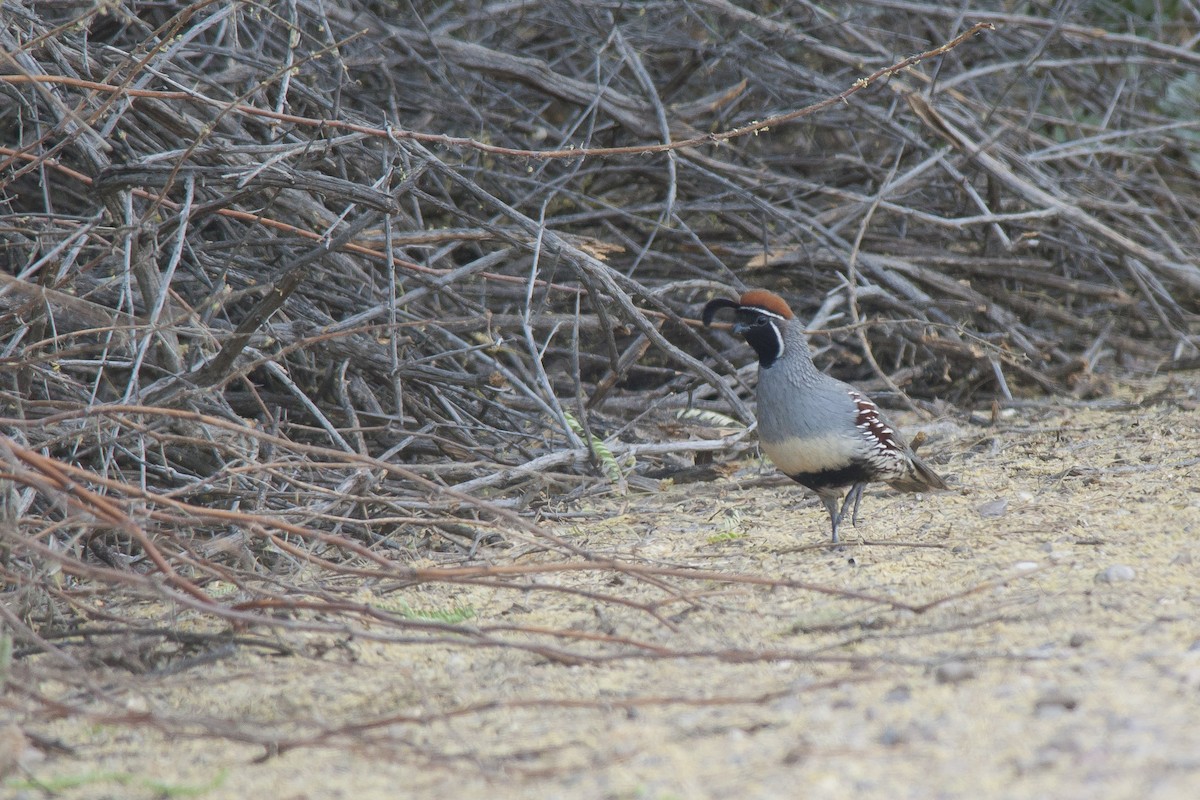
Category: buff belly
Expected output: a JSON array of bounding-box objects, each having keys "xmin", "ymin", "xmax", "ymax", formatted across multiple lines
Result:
[
  {"xmin": 762, "ymin": 434, "xmax": 910, "ymax": 491},
  {"xmin": 761, "ymin": 434, "xmax": 865, "ymax": 477}
]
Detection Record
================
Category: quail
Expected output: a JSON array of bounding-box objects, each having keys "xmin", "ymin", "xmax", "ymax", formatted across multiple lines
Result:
[{"xmin": 703, "ymin": 289, "xmax": 946, "ymax": 542}]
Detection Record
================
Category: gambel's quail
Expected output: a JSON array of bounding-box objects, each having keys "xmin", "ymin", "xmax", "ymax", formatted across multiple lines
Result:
[{"xmin": 703, "ymin": 289, "xmax": 946, "ymax": 542}]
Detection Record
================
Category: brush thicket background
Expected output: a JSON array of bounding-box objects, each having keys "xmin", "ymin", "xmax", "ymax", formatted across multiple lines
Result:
[{"xmin": 1, "ymin": 0, "xmax": 1198, "ymax": 748}]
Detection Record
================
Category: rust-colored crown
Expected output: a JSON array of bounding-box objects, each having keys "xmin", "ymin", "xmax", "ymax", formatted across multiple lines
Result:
[{"xmin": 738, "ymin": 289, "xmax": 794, "ymax": 320}]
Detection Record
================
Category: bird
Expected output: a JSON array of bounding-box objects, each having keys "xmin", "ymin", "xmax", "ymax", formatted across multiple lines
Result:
[{"xmin": 703, "ymin": 289, "xmax": 946, "ymax": 543}]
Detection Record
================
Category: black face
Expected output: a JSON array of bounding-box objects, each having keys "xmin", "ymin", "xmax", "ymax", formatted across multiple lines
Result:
[
  {"xmin": 702, "ymin": 299, "xmax": 784, "ymax": 369},
  {"xmin": 733, "ymin": 308, "xmax": 785, "ymax": 368}
]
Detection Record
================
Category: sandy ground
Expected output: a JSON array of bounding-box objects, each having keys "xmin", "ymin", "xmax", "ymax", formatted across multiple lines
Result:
[{"xmin": 7, "ymin": 377, "xmax": 1200, "ymax": 799}]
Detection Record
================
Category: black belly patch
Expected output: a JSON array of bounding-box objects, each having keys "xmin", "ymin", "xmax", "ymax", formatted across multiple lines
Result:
[{"xmin": 787, "ymin": 461, "xmax": 875, "ymax": 491}]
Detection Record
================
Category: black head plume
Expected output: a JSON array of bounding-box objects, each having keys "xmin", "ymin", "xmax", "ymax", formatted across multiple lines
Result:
[{"xmin": 702, "ymin": 297, "xmax": 740, "ymax": 326}]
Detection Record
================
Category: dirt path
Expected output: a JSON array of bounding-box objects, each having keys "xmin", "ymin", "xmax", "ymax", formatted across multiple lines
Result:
[{"xmin": 11, "ymin": 382, "xmax": 1200, "ymax": 799}]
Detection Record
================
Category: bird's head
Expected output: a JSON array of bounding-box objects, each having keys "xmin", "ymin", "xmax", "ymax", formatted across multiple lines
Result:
[{"xmin": 702, "ymin": 290, "xmax": 795, "ymax": 368}]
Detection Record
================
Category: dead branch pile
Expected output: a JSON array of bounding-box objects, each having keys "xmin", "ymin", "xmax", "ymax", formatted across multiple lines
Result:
[{"xmin": 1, "ymin": 1, "xmax": 1199, "ymax": 677}]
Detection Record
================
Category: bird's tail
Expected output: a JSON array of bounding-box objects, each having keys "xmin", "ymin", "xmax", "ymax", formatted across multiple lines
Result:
[{"xmin": 889, "ymin": 452, "xmax": 948, "ymax": 493}]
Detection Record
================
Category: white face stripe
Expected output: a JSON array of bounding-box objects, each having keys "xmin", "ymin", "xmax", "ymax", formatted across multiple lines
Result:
[
  {"xmin": 748, "ymin": 307, "xmax": 788, "ymax": 322},
  {"xmin": 769, "ymin": 320, "xmax": 785, "ymax": 361}
]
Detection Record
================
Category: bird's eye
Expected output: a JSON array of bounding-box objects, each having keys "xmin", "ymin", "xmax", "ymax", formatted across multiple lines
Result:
[{"xmin": 754, "ymin": 315, "xmax": 769, "ymax": 327}]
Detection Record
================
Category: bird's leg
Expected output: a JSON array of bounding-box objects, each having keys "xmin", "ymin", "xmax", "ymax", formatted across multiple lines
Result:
[
  {"xmin": 839, "ymin": 483, "xmax": 866, "ymax": 527},
  {"xmin": 818, "ymin": 491, "xmax": 844, "ymax": 543}
]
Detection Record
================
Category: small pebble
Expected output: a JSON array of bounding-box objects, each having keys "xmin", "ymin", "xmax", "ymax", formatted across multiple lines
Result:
[
  {"xmin": 1068, "ymin": 632, "xmax": 1091, "ymax": 648},
  {"xmin": 781, "ymin": 741, "xmax": 811, "ymax": 765},
  {"xmin": 1034, "ymin": 689, "xmax": 1079, "ymax": 714},
  {"xmin": 934, "ymin": 661, "xmax": 976, "ymax": 684},
  {"xmin": 976, "ymin": 498, "xmax": 1009, "ymax": 518},
  {"xmin": 1044, "ymin": 731, "xmax": 1082, "ymax": 752},
  {"xmin": 1095, "ymin": 564, "xmax": 1136, "ymax": 583},
  {"xmin": 124, "ymin": 695, "xmax": 150, "ymax": 713}
]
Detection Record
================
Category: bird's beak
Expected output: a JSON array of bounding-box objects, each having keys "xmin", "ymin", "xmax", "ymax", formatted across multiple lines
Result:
[{"xmin": 732, "ymin": 321, "xmax": 751, "ymax": 336}]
